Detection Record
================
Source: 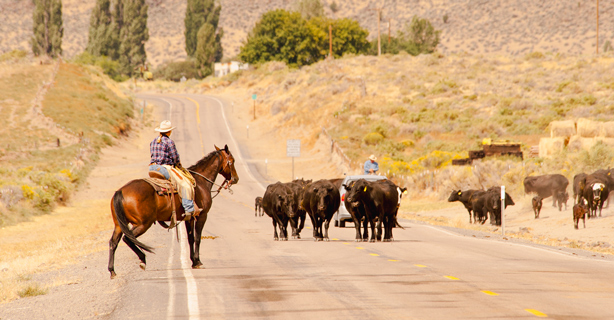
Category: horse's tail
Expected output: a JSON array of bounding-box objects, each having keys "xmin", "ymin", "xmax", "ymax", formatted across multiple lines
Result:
[{"xmin": 112, "ymin": 190, "xmax": 155, "ymax": 253}]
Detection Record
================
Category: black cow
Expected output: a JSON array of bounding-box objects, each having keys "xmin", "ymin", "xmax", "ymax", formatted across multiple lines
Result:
[
  {"xmin": 523, "ymin": 174, "xmax": 569, "ymax": 207},
  {"xmin": 573, "ymin": 173, "xmax": 588, "ymax": 205},
  {"xmin": 471, "ymin": 187, "xmax": 514, "ymax": 226},
  {"xmin": 301, "ymin": 179, "xmax": 341, "ymax": 241},
  {"xmin": 343, "ymin": 180, "xmax": 372, "ymax": 242},
  {"xmin": 448, "ymin": 189, "xmax": 483, "ymax": 223},
  {"xmin": 486, "ymin": 186, "xmax": 515, "ymax": 225},
  {"xmin": 284, "ymin": 178, "xmax": 311, "ymax": 239},
  {"xmin": 532, "ymin": 196, "xmax": 542, "ymax": 219},
  {"xmin": 254, "ymin": 196, "xmax": 263, "ymax": 216},
  {"xmin": 582, "ymin": 178, "xmax": 609, "ymax": 218},
  {"xmin": 262, "ymin": 182, "xmax": 295, "ymax": 241},
  {"xmin": 345, "ymin": 179, "xmax": 399, "ymax": 241}
]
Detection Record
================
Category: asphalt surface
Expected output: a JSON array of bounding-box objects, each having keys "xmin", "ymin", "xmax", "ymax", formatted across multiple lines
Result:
[{"xmin": 108, "ymin": 93, "xmax": 614, "ymax": 320}]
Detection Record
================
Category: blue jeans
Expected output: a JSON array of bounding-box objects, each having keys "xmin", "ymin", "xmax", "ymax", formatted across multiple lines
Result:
[{"xmin": 149, "ymin": 165, "xmax": 194, "ymax": 213}]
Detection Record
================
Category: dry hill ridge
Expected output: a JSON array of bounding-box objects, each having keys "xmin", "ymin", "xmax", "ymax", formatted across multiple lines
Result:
[{"xmin": 1, "ymin": 0, "xmax": 613, "ymax": 67}]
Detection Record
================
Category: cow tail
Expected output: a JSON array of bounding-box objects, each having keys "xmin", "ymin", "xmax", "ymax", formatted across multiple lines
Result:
[
  {"xmin": 112, "ymin": 190, "xmax": 155, "ymax": 253},
  {"xmin": 394, "ymin": 215, "xmax": 405, "ymax": 229}
]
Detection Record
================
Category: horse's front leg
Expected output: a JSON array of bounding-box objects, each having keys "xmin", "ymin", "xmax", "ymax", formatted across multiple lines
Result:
[
  {"xmin": 184, "ymin": 219, "xmax": 198, "ymax": 267},
  {"xmin": 191, "ymin": 217, "xmax": 207, "ymax": 269}
]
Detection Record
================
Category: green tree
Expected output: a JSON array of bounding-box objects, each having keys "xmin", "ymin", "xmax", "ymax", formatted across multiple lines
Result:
[
  {"xmin": 118, "ymin": 0, "xmax": 149, "ymax": 76},
  {"xmin": 240, "ymin": 10, "xmax": 313, "ymax": 67},
  {"xmin": 31, "ymin": 0, "xmax": 63, "ymax": 57},
  {"xmin": 185, "ymin": 0, "xmax": 223, "ymax": 60},
  {"xmin": 85, "ymin": 0, "xmax": 120, "ymax": 59},
  {"xmin": 305, "ymin": 17, "xmax": 369, "ymax": 60},
  {"xmin": 195, "ymin": 24, "xmax": 217, "ymax": 77},
  {"xmin": 294, "ymin": 0, "xmax": 324, "ymax": 20},
  {"xmin": 397, "ymin": 15, "xmax": 440, "ymax": 55}
]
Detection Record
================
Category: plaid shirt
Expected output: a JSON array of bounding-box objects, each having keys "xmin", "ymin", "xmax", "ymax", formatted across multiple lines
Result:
[{"xmin": 150, "ymin": 135, "xmax": 180, "ymax": 166}]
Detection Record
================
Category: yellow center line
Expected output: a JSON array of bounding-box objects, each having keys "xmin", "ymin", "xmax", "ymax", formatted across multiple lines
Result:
[
  {"xmin": 355, "ymin": 247, "xmax": 365, "ymax": 250},
  {"xmin": 481, "ymin": 290, "xmax": 499, "ymax": 296},
  {"xmin": 180, "ymin": 96, "xmax": 205, "ymax": 156},
  {"xmin": 331, "ymin": 238, "xmax": 339, "ymax": 241},
  {"xmin": 444, "ymin": 276, "xmax": 459, "ymax": 280},
  {"xmin": 342, "ymin": 242, "xmax": 350, "ymax": 245},
  {"xmin": 525, "ymin": 309, "xmax": 548, "ymax": 317},
  {"xmin": 414, "ymin": 264, "xmax": 427, "ymax": 268},
  {"xmin": 369, "ymin": 253, "xmax": 380, "ymax": 256},
  {"xmin": 388, "ymin": 259, "xmax": 400, "ymax": 262}
]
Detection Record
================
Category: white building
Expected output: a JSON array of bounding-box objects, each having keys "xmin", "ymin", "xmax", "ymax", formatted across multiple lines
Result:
[{"xmin": 214, "ymin": 61, "xmax": 249, "ymax": 77}]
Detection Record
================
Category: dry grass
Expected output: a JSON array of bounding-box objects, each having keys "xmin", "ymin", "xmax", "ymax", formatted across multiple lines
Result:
[{"xmin": 0, "ymin": 58, "xmax": 135, "ymax": 227}]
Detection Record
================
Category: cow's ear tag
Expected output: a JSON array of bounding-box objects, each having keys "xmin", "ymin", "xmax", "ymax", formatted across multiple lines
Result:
[
  {"xmin": 363, "ymin": 186, "xmax": 367, "ymax": 192},
  {"xmin": 609, "ymin": 172, "xmax": 611, "ymax": 176},
  {"xmin": 403, "ymin": 190, "xmax": 408, "ymax": 195},
  {"xmin": 457, "ymin": 191, "xmax": 461, "ymax": 195}
]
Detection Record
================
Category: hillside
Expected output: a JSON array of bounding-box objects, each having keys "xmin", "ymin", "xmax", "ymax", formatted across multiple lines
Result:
[
  {"xmin": 0, "ymin": 55, "xmax": 139, "ymax": 226},
  {"xmin": 1, "ymin": 0, "xmax": 612, "ymax": 67},
  {"xmin": 134, "ymin": 51, "xmax": 614, "ymax": 199}
]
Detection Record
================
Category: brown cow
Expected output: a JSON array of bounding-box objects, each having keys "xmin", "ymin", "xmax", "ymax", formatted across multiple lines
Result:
[
  {"xmin": 573, "ymin": 199, "xmax": 588, "ymax": 229},
  {"xmin": 524, "ymin": 174, "xmax": 569, "ymax": 208},
  {"xmin": 254, "ymin": 196, "xmax": 263, "ymax": 217}
]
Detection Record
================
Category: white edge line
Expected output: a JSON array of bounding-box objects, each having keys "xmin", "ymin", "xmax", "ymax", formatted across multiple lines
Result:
[
  {"xmin": 419, "ymin": 223, "xmax": 614, "ymax": 263},
  {"xmin": 180, "ymin": 226, "xmax": 200, "ymax": 319},
  {"xmin": 166, "ymin": 233, "xmax": 176, "ymax": 319},
  {"xmin": 202, "ymin": 95, "xmax": 266, "ymax": 191}
]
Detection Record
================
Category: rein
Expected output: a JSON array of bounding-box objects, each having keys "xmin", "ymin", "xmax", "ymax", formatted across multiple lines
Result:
[{"xmin": 188, "ymin": 151, "xmax": 233, "ymax": 199}]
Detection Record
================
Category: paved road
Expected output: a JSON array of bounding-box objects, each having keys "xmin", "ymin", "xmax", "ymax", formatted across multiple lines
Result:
[{"xmin": 108, "ymin": 93, "xmax": 614, "ymax": 319}]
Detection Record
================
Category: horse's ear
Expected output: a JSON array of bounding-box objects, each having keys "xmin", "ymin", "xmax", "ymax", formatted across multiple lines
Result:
[
  {"xmin": 224, "ymin": 144, "xmax": 229, "ymax": 152},
  {"xmin": 215, "ymin": 145, "xmax": 221, "ymax": 151}
]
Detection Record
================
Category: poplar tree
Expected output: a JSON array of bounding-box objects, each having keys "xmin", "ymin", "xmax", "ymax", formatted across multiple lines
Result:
[
  {"xmin": 85, "ymin": 0, "xmax": 119, "ymax": 59},
  {"xmin": 118, "ymin": 0, "xmax": 149, "ymax": 76},
  {"xmin": 31, "ymin": 0, "xmax": 63, "ymax": 57},
  {"xmin": 184, "ymin": 0, "xmax": 223, "ymax": 60}
]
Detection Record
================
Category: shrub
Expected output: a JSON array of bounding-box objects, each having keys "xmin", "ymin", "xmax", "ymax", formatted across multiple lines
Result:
[
  {"xmin": 153, "ymin": 60, "xmax": 201, "ymax": 81},
  {"xmin": 363, "ymin": 132, "xmax": 384, "ymax": 145}
]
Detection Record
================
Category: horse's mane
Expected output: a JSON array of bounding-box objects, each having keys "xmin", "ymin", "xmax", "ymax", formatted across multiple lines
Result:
[{"xmin": 188, "ymin": 150, "xmax": 220, "ymax": 171}]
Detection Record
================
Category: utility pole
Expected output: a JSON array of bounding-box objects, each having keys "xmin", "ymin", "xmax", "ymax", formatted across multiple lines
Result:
[
  {"xmin": 369, "ymin": 7, "xmax": 382, "ymax": 56},
  {"xmin": 596, "ymin": 0, "xmax": 600, "ymax": 54},
  {"xmin": 388, "ymin": 18, "xmax": 391, "ymax": 46},
  {"xmin": 329, "ymin": 24, "xmax": 333, "ymax": 59}
]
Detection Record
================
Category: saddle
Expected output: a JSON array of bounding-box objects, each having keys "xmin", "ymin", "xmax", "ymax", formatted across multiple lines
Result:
[{"xmin": 142, "ymin": 171, "xmax": 182, "ymax": 229}]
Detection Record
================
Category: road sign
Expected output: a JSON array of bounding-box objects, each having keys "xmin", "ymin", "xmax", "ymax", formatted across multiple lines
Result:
[
  {"xmin": 252, "ymin": 94, "xmax": 257, "ymax": 100},
  {"xmin": 287, "ymin": 139, "xmax": 300, "ymax": 157}
]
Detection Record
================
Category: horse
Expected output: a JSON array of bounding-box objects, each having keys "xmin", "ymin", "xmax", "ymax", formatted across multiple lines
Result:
[{"xmin": 108, "ymin": 145, "xmax": 239, "ymax": 279}]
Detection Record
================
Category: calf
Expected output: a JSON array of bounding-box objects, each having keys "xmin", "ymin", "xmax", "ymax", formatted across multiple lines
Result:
[
  {"xmin": 254, "ymin": 196, "xmax": 263, "ymax": 216},
  {"xmin": 573, "ymin": 199, "xmax": 588, "ymax": 229},
  {"xmin": 301, "ymin": 179, "xmax": 341, "ymax": 241},
  {"xmin": 448, "ymin": 189, "xmax": 482, "ymax": 223},
  {"xmin": 532, "ymin": 196, "xmax": 543, "ymax": 219},
  {"xmin": 556, "ymin": 191, "xmax": 569, "ymax": 211}
]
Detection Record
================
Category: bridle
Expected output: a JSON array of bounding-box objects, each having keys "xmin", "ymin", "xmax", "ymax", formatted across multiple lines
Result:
[{"xmin": 188, "ymin": 150, "xmax": 235, "ymax": 198}]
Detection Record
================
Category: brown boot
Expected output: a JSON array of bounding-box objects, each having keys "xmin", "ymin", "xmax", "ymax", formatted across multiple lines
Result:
[{"xmin": 193, "ymin": 203, "xmax": 203, "ymax": 217}]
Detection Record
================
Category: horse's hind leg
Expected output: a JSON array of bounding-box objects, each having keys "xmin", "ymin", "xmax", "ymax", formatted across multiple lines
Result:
[
  {"xmin": 108, "ymin": 226, "xmax": 123, "ymax": 279},
  {"xmin": 122, "ymin": 224, "xmax": 149, "ymax": 270}
]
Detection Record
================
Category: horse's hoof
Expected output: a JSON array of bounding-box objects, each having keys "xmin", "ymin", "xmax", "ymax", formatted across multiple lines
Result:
[
  {"xmin": 192, "ymin": 264, "xmax": 204, "ymax": 269},
  {"xmin": 110, "ymin": 271, "xmax": 117, "ymax": 279},
  {"xmin": 139, "ymin": 263, "xmax": 146, "ymax": 271}
]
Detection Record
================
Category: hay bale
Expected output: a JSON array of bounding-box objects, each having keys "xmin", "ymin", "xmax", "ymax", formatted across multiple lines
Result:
[
  {"xmin": 600, "ymin": 121, "xmax": 614, "ymax": 137},
  {"xmin": 567, "ymin": 136, "xmax": 596, "ymax": 152},
  {"xmin": 550, "ymin": 120, "xmax": 576, "ymax": 138},
  {"xmin": 577, "ymin": 118, "xmax": 601, "ymax": 138},
  {"xmin": 539, "ymin": 137, "xmax": 566, "ymax": 157}
]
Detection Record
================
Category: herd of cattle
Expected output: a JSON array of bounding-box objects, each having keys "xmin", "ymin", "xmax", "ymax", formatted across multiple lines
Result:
[
  {"xmin": 448, "ymin": 168, "xmax": 614, "ymax": 230},
  {"xmin": 254, "ymin": 178, "xmax": 406, "ymax": 242}
]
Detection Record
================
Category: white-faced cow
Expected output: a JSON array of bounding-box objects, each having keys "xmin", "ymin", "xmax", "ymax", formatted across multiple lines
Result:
[
  {"xmin": 523, "ymin": 174, "xmax": 569, "ymax": 208},
  {"xmin": 262, "ymin": 182, "xmax": 295, "ymax": 241},
  {"xmin": 301, "ymin": 179, "xmax": 341, "ymax": 241},
  {"xmin": 582, "ymin": 179, "xmax": 609, "ymax": 218}
]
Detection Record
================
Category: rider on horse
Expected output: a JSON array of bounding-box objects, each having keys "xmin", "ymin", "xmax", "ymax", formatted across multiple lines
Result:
[{"xmin": 149, "ymin": 120, "xmax": 200, "ymax": 220}]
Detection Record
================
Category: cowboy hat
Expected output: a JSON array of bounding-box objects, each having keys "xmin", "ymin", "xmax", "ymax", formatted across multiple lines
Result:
[
  {"xmin": 369, "ymin": 154, "xmax": 377, "ymax": 161},
  {"xmin": 155, "ymin": 120, "xmax": 175, "ymax": 133}
]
